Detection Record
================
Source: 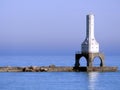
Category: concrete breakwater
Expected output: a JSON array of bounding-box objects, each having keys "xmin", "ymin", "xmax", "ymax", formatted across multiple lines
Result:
[
  {"xmin": 0, "ymin": 65, "xmax": 73, "ymax": 72},
  {"xmin": 0, "ymin": 65, "xmax": 118, "ymax": 72}
]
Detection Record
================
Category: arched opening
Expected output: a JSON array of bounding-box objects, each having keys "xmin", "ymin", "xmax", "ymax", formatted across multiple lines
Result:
[
  {"xmin": 93, "ymin": 57, "xmax": 102, "ymax": 67},
  {"xmin": 80, "ymin": 57, "xmax": 87, "ymax": 67}
]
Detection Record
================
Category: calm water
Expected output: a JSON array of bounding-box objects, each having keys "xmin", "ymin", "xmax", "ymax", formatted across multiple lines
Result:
[{"xmin": 0, "ymin": 55, "xmax": 120, "ymax": 90}]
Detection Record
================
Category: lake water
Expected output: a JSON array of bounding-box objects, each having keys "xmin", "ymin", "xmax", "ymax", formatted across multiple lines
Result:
[{"xmin": 0, "ymin": 55, "xmax": 120, "ymax": 90}]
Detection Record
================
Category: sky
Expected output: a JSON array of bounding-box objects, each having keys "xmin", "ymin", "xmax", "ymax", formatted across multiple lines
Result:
[{"xmin": 0, "ymin": 0, "xmax": 120, "ymax": 55}]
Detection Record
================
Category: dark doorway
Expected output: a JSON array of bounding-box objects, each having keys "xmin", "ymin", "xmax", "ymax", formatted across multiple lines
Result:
[
  {"xmin": 93, "ymin": 57, "xmax": 102, "ymax": 67},
  {"xmin": 80, "ymin": 57, "xmax": 87, "ymax": 67}
]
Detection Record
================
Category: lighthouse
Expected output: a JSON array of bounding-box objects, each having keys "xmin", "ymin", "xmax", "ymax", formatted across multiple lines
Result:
[
  {"xmin": 81, "ymin": 14, "xmax": 99, "ymax": 53},
  {"xmin": 74, "ymin": 13, "xmax": 104, "ymax": 68}
]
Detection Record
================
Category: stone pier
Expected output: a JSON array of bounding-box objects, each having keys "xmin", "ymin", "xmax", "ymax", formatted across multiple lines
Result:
[
  {"xmin": 74, "ymin": 53, "xmax": 104, "ymax": 67},
  {"xmin": 74, "ymin": 52, "xmax": 118, "ymax": 72}
]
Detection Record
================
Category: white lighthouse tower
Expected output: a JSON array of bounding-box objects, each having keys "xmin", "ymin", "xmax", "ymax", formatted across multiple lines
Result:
[
  {"xmin": 74, "ymin": 13, "xmax": 118, "ymax": 72},
  {"xmin": 74, "ymin": 13, "xmax": 104, "ymax": 68},
  {"xmin": 81, "ymin": 14, "xmax": 99, "ymax": 53}
]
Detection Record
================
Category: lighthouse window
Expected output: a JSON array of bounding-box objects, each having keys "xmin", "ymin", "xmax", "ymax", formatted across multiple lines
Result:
[{"xmin": 92, "ymin": 39, "xmax": 94, "ymax": 41}]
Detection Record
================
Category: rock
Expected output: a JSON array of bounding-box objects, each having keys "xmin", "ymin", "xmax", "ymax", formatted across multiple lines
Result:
[
  {"xmin": 29, "ymin": 66, "xmax": 36, "ymax": 70},
  {"xmin": 49, "ymin": 64, "xmax": 56, "ymax": 68},
  {"xmin": 40, "ymin": 67, "xmax": 48, "ymax": 72},
  {"xmin": 23, "ymin": 67, "xmax": 32, "ymax": 72}
]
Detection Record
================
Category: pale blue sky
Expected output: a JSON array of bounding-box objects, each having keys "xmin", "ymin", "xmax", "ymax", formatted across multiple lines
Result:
[{"xmin": 0, "ymin": 0, "xmax": 120, "ymax": 55}]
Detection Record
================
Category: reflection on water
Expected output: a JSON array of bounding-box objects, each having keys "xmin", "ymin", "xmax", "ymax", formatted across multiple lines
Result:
[{"xmin": 88, "ymin": 72, "xmax": 99, "ymax": 90}]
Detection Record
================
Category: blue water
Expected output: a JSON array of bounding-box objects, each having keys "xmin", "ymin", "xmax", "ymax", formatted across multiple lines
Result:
[{"xmin": 0, "ymin": 55, "xmax": 120, "ymax": 90}]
